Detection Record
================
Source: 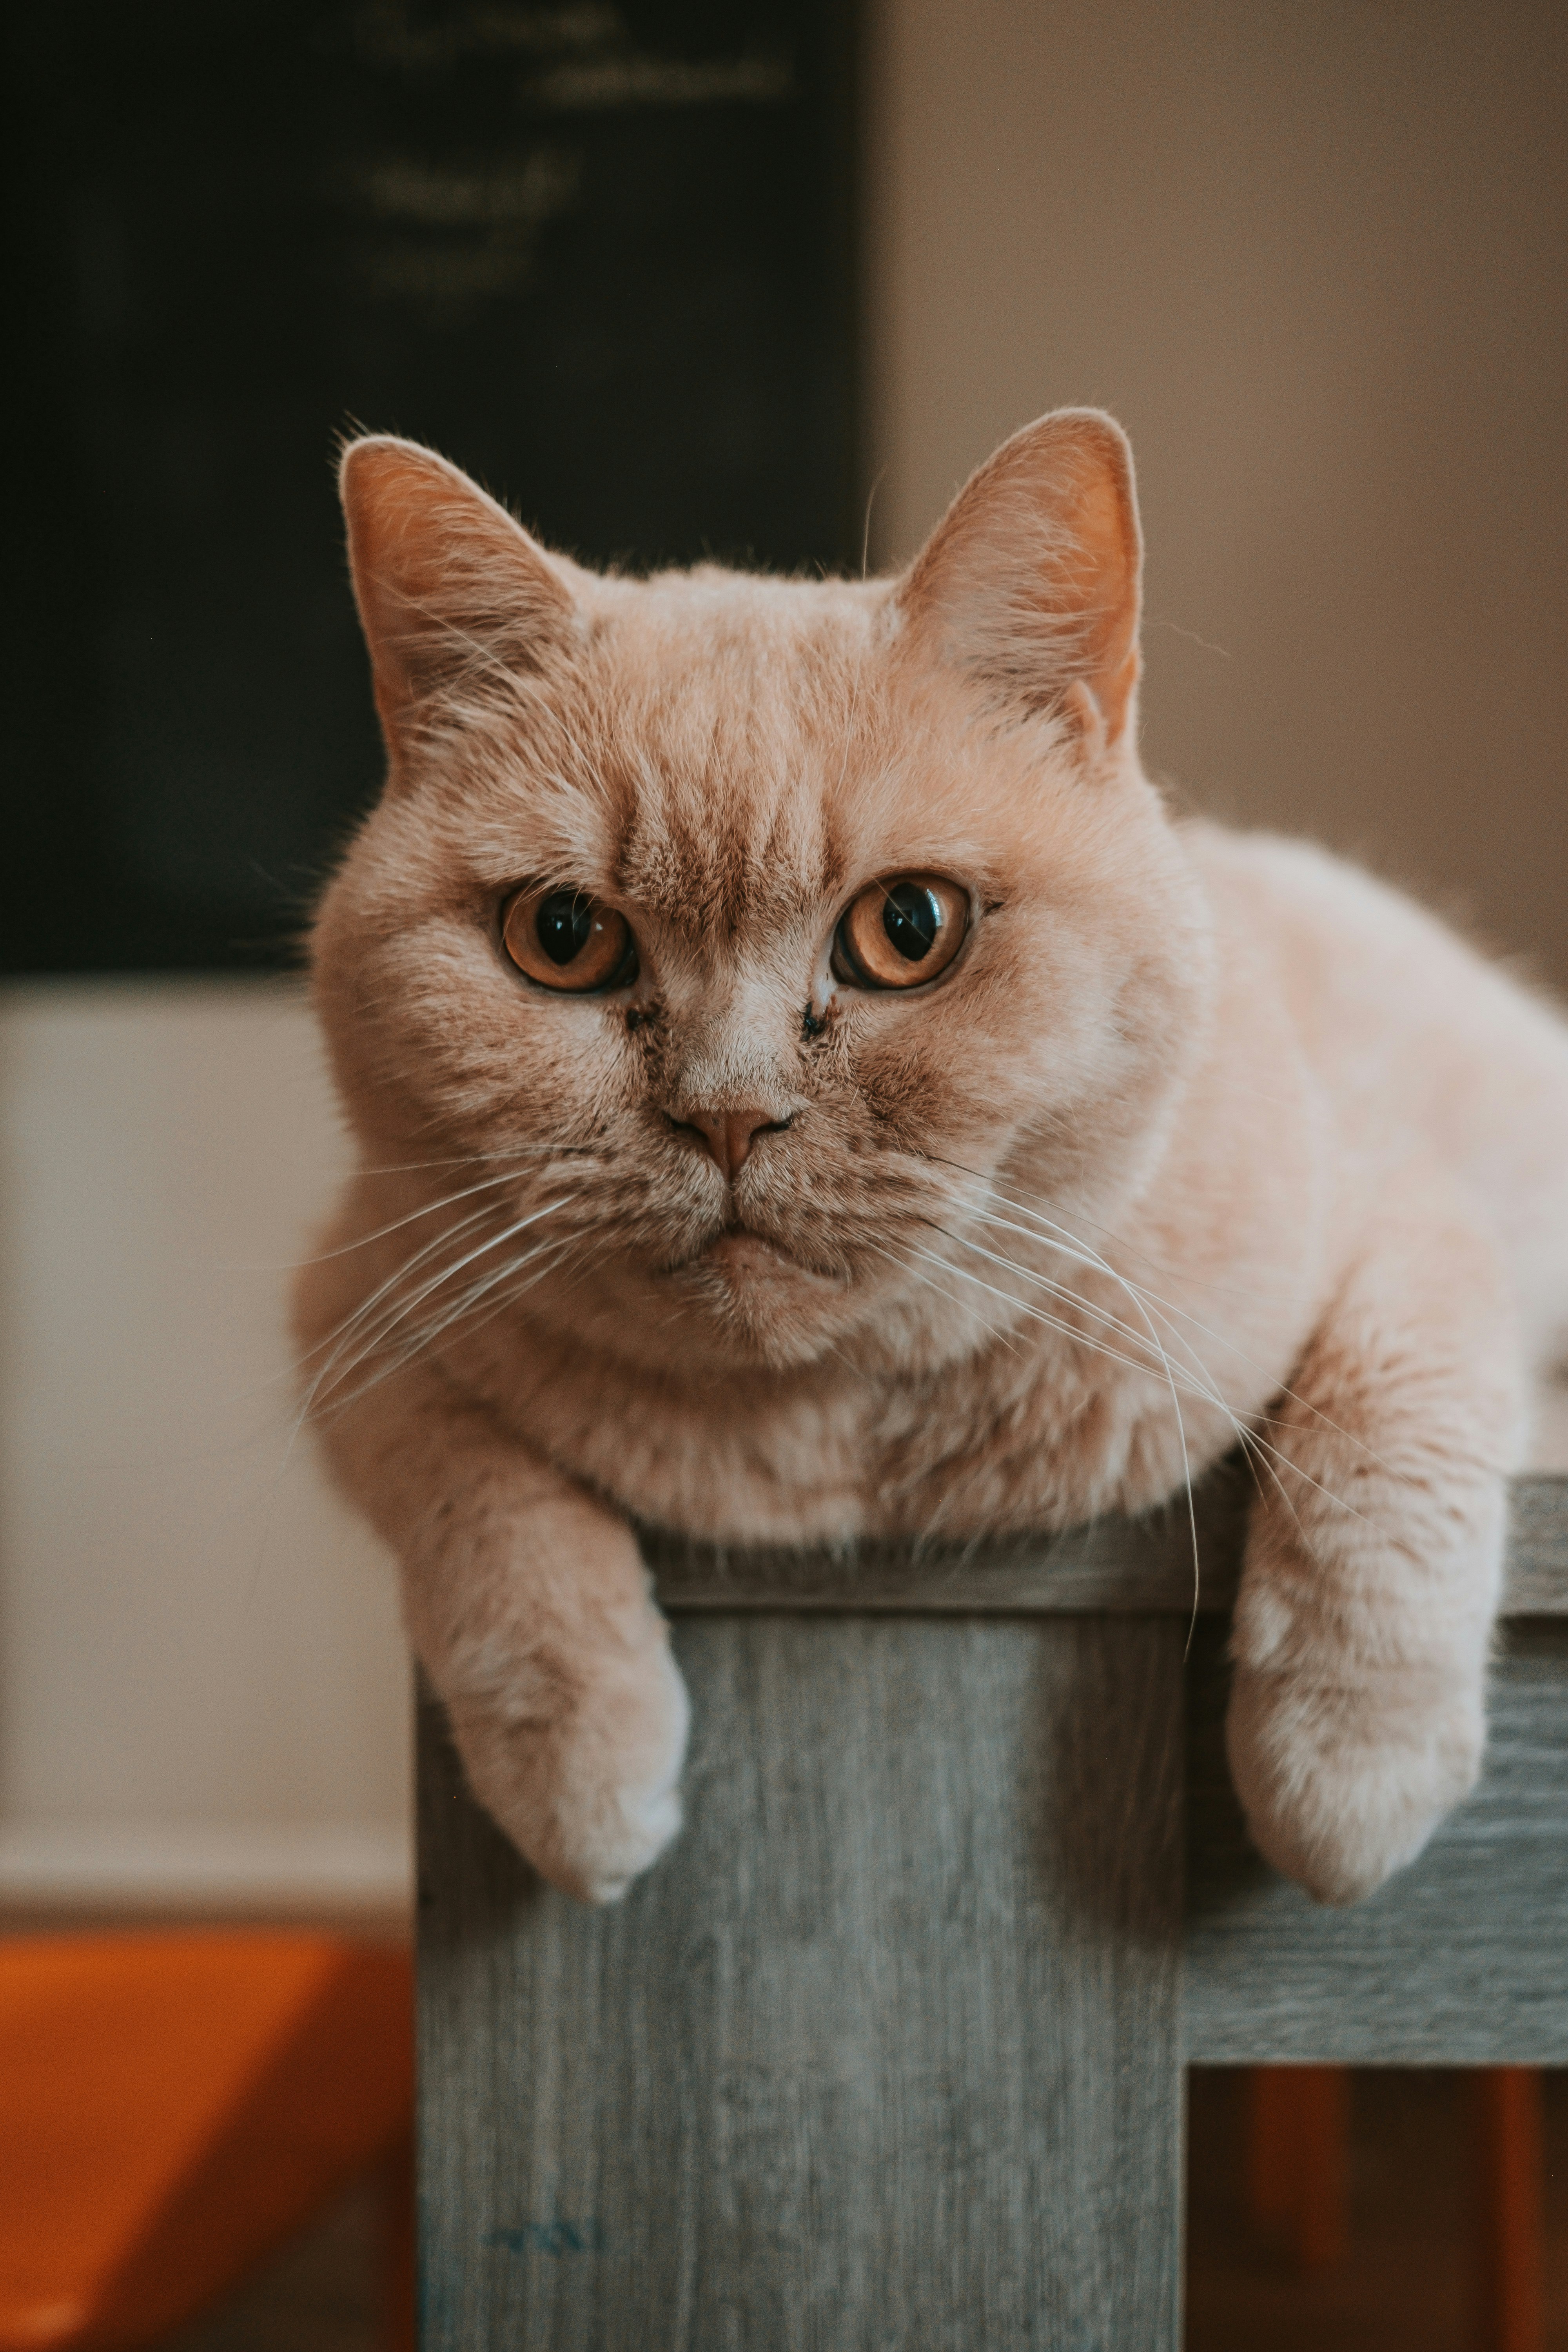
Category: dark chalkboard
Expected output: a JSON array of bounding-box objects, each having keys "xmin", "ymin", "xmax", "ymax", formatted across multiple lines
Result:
[{"xmin": 5, "ymin": 0, "xmax": 858, "ymax": 973}]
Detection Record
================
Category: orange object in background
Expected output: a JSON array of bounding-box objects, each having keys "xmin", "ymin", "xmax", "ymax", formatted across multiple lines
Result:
[
  {"xmin": 1247, "ymin": 2064, "xmax": 1351, "ymax": 2270},
  {"xmin": 0, "ymin": 1932, "xmax": 413, "ymax": 2352},
  {"xmin": 1474, "ymin": 2069, "xmax": 1546, "ymax": 2352},
  {"xmin": 1247, "ymin": 2063, "xmax": 1546, "ymax": 2352}
]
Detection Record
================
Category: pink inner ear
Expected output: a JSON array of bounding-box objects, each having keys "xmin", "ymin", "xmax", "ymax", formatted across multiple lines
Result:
[
  {"xmin": 339, "ymin": 437, "xmax": 575, "ymax": 737},
  {"xmin": 899, "ymin": 408, "xmax": 1143, "ymax": 749}
]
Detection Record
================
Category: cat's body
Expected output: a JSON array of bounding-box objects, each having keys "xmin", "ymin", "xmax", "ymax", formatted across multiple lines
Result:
[{"xmin": 298, "ymin": 412, "xmax": 1568, "ymax": 1909}]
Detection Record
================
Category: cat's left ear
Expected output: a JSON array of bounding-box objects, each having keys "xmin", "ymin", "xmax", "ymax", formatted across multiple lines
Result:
[{"xmin": 897, "ymin": 409, "xmax": 1142, "ymax": 758}]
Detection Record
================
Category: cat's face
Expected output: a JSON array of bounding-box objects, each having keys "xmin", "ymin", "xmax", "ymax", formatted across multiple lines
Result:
[{"xmin": 313, "ymin": 414, "xmax": 1210, "ymax": 1376}]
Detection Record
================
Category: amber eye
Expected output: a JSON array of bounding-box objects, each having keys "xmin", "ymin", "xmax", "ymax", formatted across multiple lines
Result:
[
  {"xmin": 831, "ymin": 874, "xmax": 969, "ymax": 991},
  {"xmin": 501, "ymin": 886, "xmax": 637, "ymax": 993}
]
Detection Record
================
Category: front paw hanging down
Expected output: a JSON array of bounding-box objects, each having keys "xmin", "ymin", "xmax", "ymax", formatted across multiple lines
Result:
[
  {"xmin": 1225, "ymin": 1659, "xmax": 1486, "ymax": 1905},
  {"xmin": 450, "ymin": 1637, "xmax": 691, "ymax": 1904},
  {"xmin": 1222, "ymin": 1187, "xmax": 1518, "ymax": 1904}
]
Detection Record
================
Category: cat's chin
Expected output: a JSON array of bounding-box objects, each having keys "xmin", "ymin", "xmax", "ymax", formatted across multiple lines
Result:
[{"xmin": 650, "ymin": 1223, "xmax": 856, "ymax": 1368}]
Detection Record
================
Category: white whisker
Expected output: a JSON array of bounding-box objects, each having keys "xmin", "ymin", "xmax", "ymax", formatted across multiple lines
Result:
[
  {"xmin": 946, "ymin": 1196, "xmax": 1362, "ymax": 1543},
  {"xmin": 309, "ymin": 1232, "xmax": 582, "ymax": 1426},
  {"xmin": 984, "ymin": 1176, "xmax": 1405, "ymax": 1487},
  {"xmin": 911, "ymin": 1225, "xmax": 1205, "ymax": 1628},
  {"xmin": 306, "ymin": 1198, "xmax": 579, "ymax": 1418}
]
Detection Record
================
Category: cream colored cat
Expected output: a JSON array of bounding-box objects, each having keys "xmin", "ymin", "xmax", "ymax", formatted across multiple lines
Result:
[{"xmin": 296, "ymin": 410, "xmax": 1568, "ymax": 1907}]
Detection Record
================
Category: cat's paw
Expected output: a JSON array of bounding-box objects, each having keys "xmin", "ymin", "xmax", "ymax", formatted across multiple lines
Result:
[
  {"xmin": 453, "ymin": 1639, "xmax": 691, "ymax": 1904},
  {"xmin": 1225, "ymin": 1662, "xmax": 1485, "ymax": 1904}
]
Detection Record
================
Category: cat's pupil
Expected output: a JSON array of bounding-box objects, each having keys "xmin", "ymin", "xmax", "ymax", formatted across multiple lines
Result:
[
  {"xmin": 536, "ymin": 891, "xmax": 593, "ymax": 966},
  {"xmin": 882, "ymin": 882, "xmax": 942, "ymax": 963}
]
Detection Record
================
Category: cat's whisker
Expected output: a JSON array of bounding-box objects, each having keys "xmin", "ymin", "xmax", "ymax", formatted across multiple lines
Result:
[
  {"xmin": 437, "ymin": 1223, "xmax": 597, "ymax": 1338},
  {"xmin": 352, "ymin": 1149, "xmax": 548, "ymax": 1177},
  {"xmin": 303, "ymin": 1210, "xmax": 588, "ymax": 1431},
  {"xmin": 926, "ymin": 1149, "xmax": 1289, "ymax": 1349},
  {"xmin": 297, "ymin": 1200, "xmax": 579, "ymax": 1437},
  {"xmin": 405, "ymin": 1224, "xmax": 594, "ymax": 1357},
  {"xmin": 960, "ymin": 1168, "xmax": 1408, "ymax": 1496},
  {"xmin": 286, "ymin": 1198, "xmax": 526, "ymax": 1389},
  {"xmin": 325, "ymin": 1142, "xmax": 576, "ymax": 1184},
  {"xmin": 956, "ymin": 1210, "xmax": 1280, "ymax": 1461},
  {"xmin": 973, "ymin": 1208, "xmax": 1377, "ymax": 1540},
  {"xmin": 233, "ymin": 1165, "xmax": 534, "ymax": 1282},
  {"xmin": 229, "ymin": 1198, "xmax": 526, "ymax": 1415},
  {"xmin": 907, "ymin": 1236, "xmax": 1209, "ymax": 1407},
  {"xmin": 914, "ymin": 1223, "xmax": 1205, "ymax": 1630},
  {"xmin": 262, "ymin": 1203, "xmax": 543, "ymax": 1504},
  {"xmin": 310, "ymin": 1200, "xmax": 580, "ymax": 1410},
  {"xmin": 927, "ymin": 1210, "xmax": 1369, "ymax": 1589},
  {"xmin": 969, "ymin": 1253, "xmax": 1254, "ymax": 1440},
  {"xmin": 959, "ymin": 1213, "xmax": 1197, "ymax": 1375},
  {"xmin": 456, "ymin": 1234, "xmax": 624, "ymax": 1361},
  {"xmin": 310, "ymin": 1234, "xmax": 584, "ymax": 1425},
  {"xmin": 220, "ymin": 1152, "xmax": 550, "ymax": 1273},
  {"xmin": 363, "ymin": 1242, "xmax": 566, "ymax": 1377},
  {"xmin": 990, "ymin": 1185, "xmax": 1361, "ymax": 1411}
]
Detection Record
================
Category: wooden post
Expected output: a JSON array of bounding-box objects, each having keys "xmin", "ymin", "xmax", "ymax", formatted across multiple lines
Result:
[
  {"xmin": 415, "ymin": 1474, "xmax": 1568, "ymax": 2348},
  {"xmin": 417, "ymin": 1613, "xmax": 1186, "ymax": 2349}
]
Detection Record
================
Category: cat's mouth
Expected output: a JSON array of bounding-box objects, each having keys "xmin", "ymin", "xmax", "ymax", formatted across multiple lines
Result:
[
  {"xmin": 705, "ymin": 1225, "xmax": 797, "ymax": 1272},
  {"xmin": 663, "ymin": 1220, "xmax": 844, "ymax": 1288}
]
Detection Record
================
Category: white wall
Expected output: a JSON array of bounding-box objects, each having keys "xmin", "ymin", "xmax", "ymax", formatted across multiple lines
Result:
[{"xmin": 0, "ymin": 982, "xmax": 409, "ymax": 1913}]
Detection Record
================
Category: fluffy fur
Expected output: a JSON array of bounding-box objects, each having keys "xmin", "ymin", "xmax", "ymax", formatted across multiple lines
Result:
[{"xmin": 296, "ymin": 411, "xmax": 1568, "ymax": 1905}]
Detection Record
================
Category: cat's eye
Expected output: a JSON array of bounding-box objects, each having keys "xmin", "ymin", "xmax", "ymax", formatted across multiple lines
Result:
[
  {"xmin": 831, "ymin": 875, "xmax": 969, "ymax": 991},
  {"xmin": 501, "ymin": 886, "xmax": 637, "ymax": 993}
]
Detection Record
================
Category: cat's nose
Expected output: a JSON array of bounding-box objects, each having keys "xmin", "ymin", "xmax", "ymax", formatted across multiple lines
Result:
[{"xmin": 679, "ymin": 1108, "xmax": 791, "ymax": 1182}]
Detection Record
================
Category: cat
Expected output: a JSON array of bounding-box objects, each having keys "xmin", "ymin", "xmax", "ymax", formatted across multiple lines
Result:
[{"xmin": 295, "ymin": 408, "xmax": 1568, "ymax": 1907}]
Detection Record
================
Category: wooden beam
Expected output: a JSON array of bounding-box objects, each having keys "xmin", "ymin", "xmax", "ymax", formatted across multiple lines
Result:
[
  {"xmin": 645, "ymin": 1475, "xmax": 1568, "ymax": 1619},
  {"xmin": 1185, "ymin": 1621, "xmax": 1568, "ymax": 2063}
]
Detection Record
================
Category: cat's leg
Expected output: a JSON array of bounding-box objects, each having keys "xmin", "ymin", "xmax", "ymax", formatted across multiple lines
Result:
[
  {"xmin": 316, "ymin": 1355, "xmax": 688, "ymax": 1904},
  {"xmin": 1227, "ymin": 1172, "xmax": 1526, "ymax": 1904}
]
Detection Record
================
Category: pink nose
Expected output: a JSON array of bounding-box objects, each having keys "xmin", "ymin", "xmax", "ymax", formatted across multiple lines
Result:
[{"xmin": 681, "ymin": 1108, "xmax": 787, "ymax": 1182}]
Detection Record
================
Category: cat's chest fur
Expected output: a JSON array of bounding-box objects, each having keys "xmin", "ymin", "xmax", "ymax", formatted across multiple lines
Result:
[
  {"xmin": 466, "ymin": 1304, "xmax": 1252, "ymax": 1549},
  {"xmin": 481, "ymin": 1330, "xmax": 878, "ymax": 1543}
]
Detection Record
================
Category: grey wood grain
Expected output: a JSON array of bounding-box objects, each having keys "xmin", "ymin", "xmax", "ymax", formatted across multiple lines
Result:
[
  {"xmin": 418, "ymin": 1616, "xmax": 1186, "ymax": 2350},
  {"xmin": 1185, "ymin": 1618, "xmax": 1568, "ymax": 2063},
  {"xmin": 419, "ymin": 1469, "xmax": 1568, "ymax": 2345},
  {"xmin": 646, "ymin": 1474, "xmax": 1568, "ymax": 1617},
  {"xmin": 1501, "ymin": 1477, "xmax": 1568, "ymax": 1610}
]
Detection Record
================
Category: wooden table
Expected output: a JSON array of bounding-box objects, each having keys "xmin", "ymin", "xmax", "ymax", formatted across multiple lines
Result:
[{"xmin": 416, "ymin": 1470, "xmax": 1568, "ymax": 2349}]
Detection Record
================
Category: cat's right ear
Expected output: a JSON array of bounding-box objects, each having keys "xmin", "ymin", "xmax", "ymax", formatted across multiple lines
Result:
[{"xmin": 338, "ymin": 436, "xmax": 579, "ymax": 771}]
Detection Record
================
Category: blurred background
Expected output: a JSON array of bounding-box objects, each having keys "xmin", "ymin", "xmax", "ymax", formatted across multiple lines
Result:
[{"xmin": 3, "ymin": 0, "xmax": 1564, "ymax": 2341}]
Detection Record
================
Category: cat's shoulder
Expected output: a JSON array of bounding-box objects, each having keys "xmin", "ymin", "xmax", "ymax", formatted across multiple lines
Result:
[
  {"xmin": 1183, "ymin": 817, "xmax": 1394, "ymax": 907},
  {"xmin": 1180, "ymin": 818, "xmax": 1475, "ymax": 964}
]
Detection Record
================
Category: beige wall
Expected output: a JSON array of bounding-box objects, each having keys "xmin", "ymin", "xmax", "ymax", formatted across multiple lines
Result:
[
  {"xmin": 865, "ymin": 0, "xmax": 1568, "ymax": 984},
  {"xmin": 0, "ymin": 984, "xmax": 409, "ymax": 1912}
]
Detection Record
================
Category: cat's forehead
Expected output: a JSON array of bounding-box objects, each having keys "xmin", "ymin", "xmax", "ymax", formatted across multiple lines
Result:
[{"xmin": 581, "ymin": 569, "xmax": 893, "ymax": 940}]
